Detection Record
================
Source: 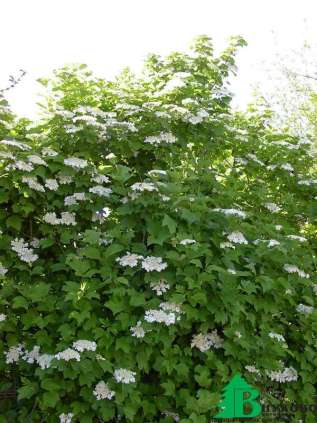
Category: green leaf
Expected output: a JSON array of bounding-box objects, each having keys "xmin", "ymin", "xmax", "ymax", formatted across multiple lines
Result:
[{"xmin": 162, "ymin": 214, "xmax": 177, "ymax": 234}]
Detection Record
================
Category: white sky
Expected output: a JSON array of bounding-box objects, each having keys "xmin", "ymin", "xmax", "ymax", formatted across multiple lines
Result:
[{"xmin": 1, "ymin": 0, "xmax": 317, "ymax": 118}]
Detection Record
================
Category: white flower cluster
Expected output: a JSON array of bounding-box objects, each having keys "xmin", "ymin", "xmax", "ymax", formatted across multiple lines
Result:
[
  {"xmin": 11, "ymin": 238, "xmax": 38, "ymax": 264},
  {"xmin": 296, "ymin": 303, "xmax": 314, "ymax": 314},
  {"xmin": 269, "ymin": 332, "xmax": 286, "ymax": 343},
  {"xmin": 58, "ymin": 174, "xmax": 73, "ymax": 184},
  {"xmin": 1, "ymin": 139, "xmax": 31, "ymax": 150},
  {"xmin": 89, "ymin": 185, "xmax": 112, "ymax": 197},
  {"xmin": 130, "ymin": 182, "xmax": 157, "ymax": 192},
  {"xmin": 286, "ymin": 235, "xmax": 307, "ymax": 242},
  {"xmin": 0, "ymin": 262, "xmax": 8, "ymax": 276},
  {"xmin": 59, "ymin": 413, "xmax": 74, "ymax": 423},
  {"xmin": 283, "ymin": 264, "xmax": 310, "ymax": 279},
  {"xmin": 22, "ymin": 176, "xmax": 45, "ymax": 192},
  {"xmin": 27, "ymin": 155, "xmax": 47, "ymax": 166},
  {"xmin": 45, "ymin": 179, "xmax": 59, "ymax": 191},
  {"xmin": 0, "ymin": 314, "xmax": 6, "ymax": 322},
  {"xmin": 92, "ymin": 207, "xmax": 111, "ymax": 223},
  {"xmin": 0, "ymin": 151, "xmax": 15, "ymax": 159},
  {"xmin": 64, "ymin": 157, "xmax": 88, "ymax": 169},
  {"xmin": 150, "ymin": 279, "xmax": 170, "ymax": 296},
  {"xmin": 93, "ymin": 381, "xmax": 115, "ymax": 400},
  {"xmin": 91, "ymin": 173, "xmax": 110, "ymax": 184},
  {"xmin": 144, "ymin": 132, "xmax": 177, "ymax": 146},
  {"xmin": 298, "ymin": 179, "xmax": 317, "ymax": 186},
  {"xmin": 116, "ymin": 253, "xmax": 167, "ymax": 272},
  {"xmin": 55, "ymin": 348, "xmax": 80, "ymax": 362},
  {"xmin": 147, "ymin": 169, "xmax": 167, "ymax": 176},
  {"xmin": 72, "ymin": 340, "xmax": 97, "ymax": 352},
  {"xmin": 114, "ymin": 368, "xmax": 136, "ymax": 384},
  {"xmin": 213, "ymin": 208, "xmax": 246, "ymax": 219},
  {"xmin": 264, "ymin": 203, "xmax": 281, "ymax": 213},
  {"xmin": 313, "ymin": 284, "xmax": 317, "ymax": 295},
  {"xmin": 267, "ymin": 366, "xmax": 298, "ymax": 383},
  {"xmin": 42, "ymin": 147, "xmax": 58, "ymax": 157},
  {"xmin": 145, "ymin": 302, "xmax": 182, "ymax": 326},
  {"xmin": 191, "ymin": 330, "xmax": 224, "ymax": 352},
  {"xmin": 245, "ymin": 365, "xmax": 261, "ymax": 375},
  {"xmin": 179, "ymin": 239, "xmax": 196, "ymax": 245},
  {"xmin": 43, "ymin": 212, "xmax": 77, "ymax": 226},
  {"xmin": 6, "ymin": 160, "xmax": 34, "ymax": 172},
  {"xmin": 227, "ymin": 231, "xmax": 248, "ymax": 245},
  {"xmin": 64, "ymin": 192, "xmax": 86, "ymax": 206},
  {"xmin": 130, "ymin": 321, "xmax": 146, "ymax": 338},
  {"xmin": 4, "ymin": 344, "xmax": 25, "ymax": 363},
  {"xmin": 142, "ymin": 256, "xmax": 167, "ymax": 272}
]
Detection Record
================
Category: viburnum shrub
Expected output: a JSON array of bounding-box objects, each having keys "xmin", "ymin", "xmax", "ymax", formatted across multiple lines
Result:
[{"xmin": 0, "ymin": 36, "xmax": 316, "ymax": 422}]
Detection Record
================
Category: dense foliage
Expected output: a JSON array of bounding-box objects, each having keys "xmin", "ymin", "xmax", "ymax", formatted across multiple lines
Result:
[{"xmin": 0, "ymin": 36, "xmax": 316, "ymax": 422}]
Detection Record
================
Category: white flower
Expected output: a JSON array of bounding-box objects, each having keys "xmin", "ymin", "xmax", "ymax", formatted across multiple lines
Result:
[
  {"xmin": 5, "ymin": 344, "xmax": 24, "ymax": 363},
  {"xmin": 144, "ymin": 309, "xmax": 176, "ymax": 326},
  {"xmin": 227, "ymin": 231, "xmax": 248, "ymax": 245},
  {"xmin": 267, "ymin": 239, "xmax": 280, "ymax": 248},
  {"xmin": 22, "ymin": 176, "xmax": 45, "ymax": 192},
  {"xmin": 91, "ymin": 174, "xmax": 110, "ymax": 184},
  {"xmin": 283, "ymin": 264, "xmax": 310, "ymax": 279},
  {"xmin": 42, "ymin": 147, "xmax": 58, "ymax": 157},
  {"xmin": 114, "ymin": 368, "xmax": 136, "ymax": 384},
  {"xmin": 0, "ymin": 151, "xmax": 15, "ymax": 159},
  {"xmin": 92, "ymin": 207, "xmax": 111, "ymax": 222},
  {"xmin": 286, "ymin": 235, "xmax": 307, "ymax": 242},
  {"xmin": 27, "ymin": 155, "xmax": 47, "ymax": 166},
  {"xmin": 89, "ymin": 185, "xmax": 112, "ymax": 197},
  {"xmin": 37, "ymin": 354, "xmax": 54, "ymax": 369},
  {"xmin": 144, "ymin": 132, "xmax": 177, "ymax": 145},
  {"xmin": 0, "ymin": 262, "xmax": 8, "ymax": 276},
  {"xmin": 130, "ymin": 321, "xmax": 146, "ymax": 338},
  {"xmin": 180, "ymin": 239, "xmax": 196, "ymax": 245},
  {"xmin": 58, "ymin": 174, "xmax": 73, "ymax": 184},
  {"xmin": 159, "ymin": 302, "xmax": 182, "ymax": 313},
  {"xmin": 55, "ymin": 348, "xmax": 80, "ymax": 362},
  {"xmin": 23, "ymin": 346, "xmax": 41, "ymax": 364},
  {"xmin": 296, "ymin": 304, "xmax": 314, "ymax": 314},
  {"xmin": 45, "ymin": 179, "xmax": 59, "ymax": 191},
  {"xmin": 93, "ymin": 381, "xmax": 115, "ymax": 400},
  {"xmin": 6, "ymin": 160, "xmax": 34, "ymax": 172},
  {"xmin": 64, "ymin": 192, "xmax": 86, "ymax": 206},
  {"xmin": 264, "ymin": 203, "xmax": 281, "ymax": 213},
  {"xmin": 213, "ymin": 208, "xmax": 246, "ymax": 219},
  {"xmin": 64, "ymin": 157, "xmax": 88, "ymax": 169},
  {"xmin": 59, "ymin": 413, "xmax": 74, "ymax": 423},
  {"xmin": 298, "ymin": 179, "xmax": 317, "ymax": 185},
  {"xmin": 11, "ymin": 238, "xmax": 38, "ymax": 264},
  {"xmin": 0, "ymin": 314, "xmax": 6, "ymax": 322},
  {"xmin": 141, "ymin": 256, "xmax": 167, "ymax": 272},
  {"xmin": 191, "ymin": 330, "xmax": 223, "ymax": 352},
  {"xmin": 1, "ymin": 139, "xmax": 31, "ymax": 150},
  {"xmin": 130, "ymin": 182, "xmax": 157, "ymax": 192},
  {"xmin": 312, "ymin": 284, "xmax": 317, "ymax": 295},
  {"xmin": 269, "ymin": 332, "xmax": 286, "ymax": 343},
  {"xmin": 280, "ymin": 163, "xmax": 294, "ymax": 172},
  {"xmin": 235, "ymin": 331, "xmax": 242, "ymax": 338},
  {"xmin": 147, "ymin": 169, "xmax": 167, "ymax": 176},
  {"xmin": 275, "ymin": 225, "xmax": 283, "ymax": 231},
  {"xmin": 43, "ymin": 212, "xmax": 76, "ymax": 226},
  {"xmin": 30, "ymin": 238, "xmax": 40, "ymax": 248},
  {"xmin": 116, "ymin": 252, "xmax": 143, "ymax": 268},
  {"xmin": 61, "ymin": 212, "xmax": 77, "ymax": 226},
  {"xmin": 72, "ymin": 340, "xmax": 97, "ymax": 352},
  {"xmin": 220, "ymin": 241, "xmax": 235, "ymax": 249},
  {"xmin": 150, "ymin": 280, "xmax": 170, "ymax": 296},
  {"xmin": 245, "ymin": 365, "xmax": 260, "ymax": 375},
  {"xmin": 267, "ymin": 366, "xmax": 298, "ymax": 383}
]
